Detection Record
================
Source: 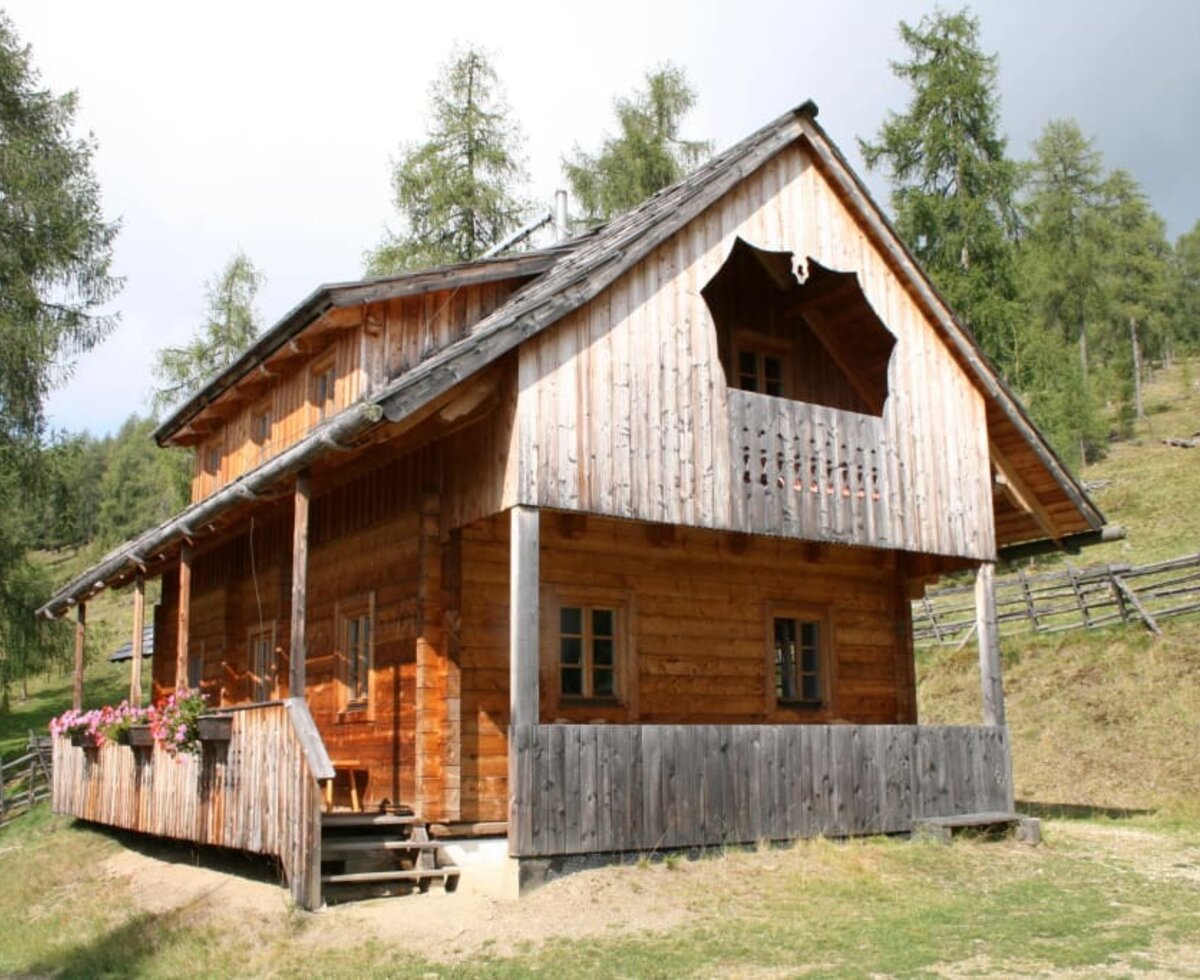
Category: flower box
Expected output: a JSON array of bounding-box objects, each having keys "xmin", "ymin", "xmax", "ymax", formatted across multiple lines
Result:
[
  {"xmin": 127, "ymin": 725, "xmax": 155, "ymax": 748},
  {"xmin": 70, "ymin": 731, "xmax": 101, "ymax": 749},
  {"xmin": 197, "ymin": 715, "xmax": 233, "ymax": 743}
]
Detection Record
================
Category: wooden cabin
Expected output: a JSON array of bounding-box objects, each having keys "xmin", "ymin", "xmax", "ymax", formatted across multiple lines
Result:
[{"xmin": 42, "ymin": 101, "xmax": 1107, "ymax": 908}]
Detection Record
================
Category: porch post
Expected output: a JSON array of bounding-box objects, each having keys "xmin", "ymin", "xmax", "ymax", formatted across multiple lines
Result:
[
  {"xmin": 177, "ymin": 543, "xmax": 192, "ymax": 691},
  {"xmin": 72, "ymin": 602, "xmax": 86, "ymax": 711},
  {"xmin": 974, "ymin": 562, "xmax": 1006, "ymax": 727},
  {"xmin": 289, "ymin": 470, "xmax": 311, "ymax": 698},
  {"xmin": 509, "ymin": 506, "xmax": 540, "ymax": 728},
  {"xmin": 129, "ymin": 573, "xmax": 145, "ymax": 706}
]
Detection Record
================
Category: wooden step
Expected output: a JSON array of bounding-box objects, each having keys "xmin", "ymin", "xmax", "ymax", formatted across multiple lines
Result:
[
  {"xmin": 321, "ymin": 868, "xmax": 461, "ymax": 886},
  {"xmin": 321, "ymin": 813, "xmax": 420, "ymax": 828},
  {"xmin": 321, "ymin": 837, "xmax": 442, "ymax": 854},
  {"xmin": 912, "ymin": 811, "xmax": 1041, "ymax": 844}
]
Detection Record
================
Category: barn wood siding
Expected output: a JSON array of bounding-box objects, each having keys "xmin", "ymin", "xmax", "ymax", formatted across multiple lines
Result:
[
  {"xmin": 51, "ymin": 701, "xmax": 330, "ymax": 909},
  {"xmin": 513, "ymin": 142, "xmax": 993, "ymax": 560},
  {"xmin": 458, "ymin": 511, "xmax": 916, "ymax": 824},
  {"xmin": 509, "ymin": 723, "xmax": 1012, "ymax": 857},
  {"xmin": 189, "ymin": 280, "xmax": 522, "ymax": 504}
]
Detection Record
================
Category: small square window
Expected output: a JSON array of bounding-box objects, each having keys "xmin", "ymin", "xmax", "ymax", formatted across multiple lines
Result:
[{"xmin": 735, "ymin": 345, "xmax": 789, "ymax": 398}]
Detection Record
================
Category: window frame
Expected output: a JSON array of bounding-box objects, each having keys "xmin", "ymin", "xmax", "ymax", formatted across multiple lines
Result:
[
  {"xmin": 544, "ymin": 588, "xmax": 635, "ymax": 713},
  {"xmin": 247, "ymin": 622, "xmax": 277, "ymax": 704},
  {"xmin": 733, "ymin": 331, "xmax": 791, "ymax": 398},
  {"xmin": 765, "ymin": 604, "xmax": 832, "ymax": 712},
  {"xmin": 186, "ymin": 638, "xmax": 205, "ymax": 692},
  {"xmin": 335, "ymin": 592, "xmax": 375, "ymax": 718},
  {"xmin": 309, "ymin": 354, "xmax": 336, "ymax": 425},
  {"xmin": 250, "ymin": 399, "xmax": 272, "ymax": 467}
]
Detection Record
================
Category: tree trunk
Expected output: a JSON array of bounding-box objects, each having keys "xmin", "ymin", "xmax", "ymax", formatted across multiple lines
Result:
[{"xmin": 1130, "ymin": 315, "xmax": 1144, "ymax": 420}]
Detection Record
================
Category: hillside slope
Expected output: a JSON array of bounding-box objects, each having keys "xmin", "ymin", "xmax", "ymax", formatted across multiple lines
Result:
[{"xmin": 919, "ymin": 359, "xmax": 1200, "ymax": 815}]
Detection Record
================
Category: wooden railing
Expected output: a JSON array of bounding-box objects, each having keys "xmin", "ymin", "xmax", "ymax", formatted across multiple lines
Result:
[
  {"xmin": 727, "ymin": 390, "xmax": 891, "ymax": 547},
  {"xmin": 52, "ymin": 699, "xmax": 334, "ymax": 909},
  {"xmin": 509, "ymin": 723, "xmax": 1010, "ymax": 858},
  {"xmin": 1, "ymin": 733, "xmax": 53, "ymax": 828},
  {"xmin": 913, "ymin": 553, "xmax": 1200, "ymax": 643}
]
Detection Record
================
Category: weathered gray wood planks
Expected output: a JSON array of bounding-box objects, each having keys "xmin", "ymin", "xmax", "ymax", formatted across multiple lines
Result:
[
  {"xmin": 509, "ymin": 723, "xmax": 1011, "ymax": 858},
  {"xmin": 51, "ymin": 699, "xmax": 328, "ymax": 910}
]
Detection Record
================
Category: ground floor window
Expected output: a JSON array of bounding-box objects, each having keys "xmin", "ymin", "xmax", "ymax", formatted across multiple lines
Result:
[
  {"xmin": 248, "ymin": 624, "xmax": 276, "ymax": 702},
  {"xmin": 773, "ymin": 613, "xmax": 826, "ymax": 706},
  {"xmin": 337, "ymin": 593, "xmax": 374, "ymax": 713},
  {"xmin": 559, "ymin": 605, "xmax": 619, "ymax": 700}
]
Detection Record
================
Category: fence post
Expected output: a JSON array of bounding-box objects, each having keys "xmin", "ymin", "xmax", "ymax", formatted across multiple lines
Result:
[{"xmin": 975, "ymin": 563, "xmax": 1007, "ymax": 728}]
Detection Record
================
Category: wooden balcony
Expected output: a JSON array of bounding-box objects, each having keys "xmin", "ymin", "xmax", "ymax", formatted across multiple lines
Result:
[
  {"xmin": 509, "ymin": 723, "xmax": 1012, "ymax": 858},
  {"xmin": 51, "ymin": 699, "xmax": 333, "ymax": 910},
  {"xmin": 727, "ymin": 389, "xmax": 892, "ymax": 547}
]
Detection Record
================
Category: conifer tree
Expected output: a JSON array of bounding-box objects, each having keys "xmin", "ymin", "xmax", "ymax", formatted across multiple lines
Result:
[
  {"xmin": 860, "ymin": 9, "xmax": 1022, "ymax": 371},
  {"xmin": 564, "ymin": 64, "xmax": 711, "ymax": 224},
  {"xmin": 366, "ymin": 46, "xmax": 527, "ymax": 275},
  {"xmin": 0, "ymin": 13, "xmax": 119, "ymax": 706},
  {"xmin": 151, "ymin": 251, "xmax": 264, "ymax": 415}
]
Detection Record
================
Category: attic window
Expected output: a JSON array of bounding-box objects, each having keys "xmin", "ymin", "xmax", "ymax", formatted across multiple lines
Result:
[
  {"xmin": 311, "ymin": 357, "xmax": 335, "ymax": 422},
  {"xmin": 702, "ymin": 238, "xmax": 895, "ymax": 417}
]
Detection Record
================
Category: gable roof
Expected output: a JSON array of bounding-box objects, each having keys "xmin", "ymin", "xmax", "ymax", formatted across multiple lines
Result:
[{"xmin": 39, "ymin": 100, "xmax": 1104, "ymax": 618}]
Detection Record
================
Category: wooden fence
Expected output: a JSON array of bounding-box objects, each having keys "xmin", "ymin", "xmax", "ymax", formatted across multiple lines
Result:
[
  {"xmin": 914, "ymin": 553, "xmax": 1200, "ymax": 644},
  {"xmin": 0, "ymin": 733, "xmax": 53, "ymax": 828},
  {"xmin": 508, "ymin": 723, "xmax": 1011, "ymax": 858},
  {"xmin": 52, "ymin": 699, "xmax": 334, "ymax": 909}
]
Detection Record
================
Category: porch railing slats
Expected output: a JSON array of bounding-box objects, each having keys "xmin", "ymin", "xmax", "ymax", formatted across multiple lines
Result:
[{"xmin": 52, "ymin": 699, "xmax": 327, "ymax": 910}]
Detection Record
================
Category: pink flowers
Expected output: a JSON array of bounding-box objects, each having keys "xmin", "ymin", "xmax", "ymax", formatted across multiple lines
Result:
[{"xmin": 50, "ymin": 689, "xmax": 207, "ymax": 757}]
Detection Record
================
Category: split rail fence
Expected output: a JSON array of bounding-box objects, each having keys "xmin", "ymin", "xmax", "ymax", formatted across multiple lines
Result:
[
  {"xmin": 0, "ymin": 732, "xmax": 53, "ymax": 828},
  {"xmin": 913, "ymin": 553, "xmax": 1200, "ymax": 644}
]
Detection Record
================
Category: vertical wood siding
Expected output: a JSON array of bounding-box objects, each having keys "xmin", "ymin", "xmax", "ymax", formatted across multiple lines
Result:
[
  {"xmin": 189, "ymin": 281, "xmax": 521, "ymax": 504},
  {"xmin": 509, "ymin": 723, "xmax": 1012, "ymax": 857},
  {"xmin": 51, "ymin": 701, "xmax": 331, "ymax": 909},
  {"xmin": 513, "ymin": 142, "xmax": 994, "ymax": 560}
]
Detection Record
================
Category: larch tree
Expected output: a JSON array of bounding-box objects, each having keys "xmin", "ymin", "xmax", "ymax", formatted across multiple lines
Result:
[
  {"xmin": 1173, "ymin": 219, "xmax": 1200, "ymax": 355},
  {"xmin": 860, "ymin": 9, "xmax": 1022, "ymax": 372},
  {"xmin": 366, "ymin": 46, "xmax": 527, "ymax": 275},
  {"xmin": 564, "ymin": 64, "xmax": 711, "ymax": 225},
  {"xmin": 0, "ymin": 12, "xmax": 120, "ymax": 707},
  {"xmin": 151, "ymin": 250, "xmax": 264, "ymax": 416}
]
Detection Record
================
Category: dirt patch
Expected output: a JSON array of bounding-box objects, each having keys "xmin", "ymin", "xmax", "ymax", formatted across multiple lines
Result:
[{"xmin": 1055, "ymin": 822, "xmax": 1200, "ymax": 886}]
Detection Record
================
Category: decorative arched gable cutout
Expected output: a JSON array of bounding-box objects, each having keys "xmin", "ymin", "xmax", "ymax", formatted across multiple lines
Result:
[{"xmin": 702, "ymin": 238, "xmax": 895, "ymax": 416}]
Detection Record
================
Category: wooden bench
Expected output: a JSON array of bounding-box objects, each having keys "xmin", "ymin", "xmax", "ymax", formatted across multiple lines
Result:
[
  {"xmin": 912, "ymin": 811, "xmax": 1041, "ymax": 845},
  {"xmin": 323, "ymin": 761, "xmax": 368, "ymax": 813}
]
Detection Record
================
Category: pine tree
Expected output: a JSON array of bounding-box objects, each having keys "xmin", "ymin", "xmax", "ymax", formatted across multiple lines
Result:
[
  {"xmin": 0, "ymin": 13, "xmax": 119, "ymax": 706},
  {"xmin": 366, "ymin": 47, "xmax": 527, "ymax": 275},
  {"xmin": 860, "ymin": 9, "xmax": 1022, "ymax": 370},
  {"xmin": 152, "ymin": 251, "xmax": 264, "ymax": 415},
  {"xmin": 1173, "ymin": 220, "xmax": 1200, "ymax": 355},
  {"xmin": 564, "ymin": 64, "xmax": 711, "ymax": 224}
]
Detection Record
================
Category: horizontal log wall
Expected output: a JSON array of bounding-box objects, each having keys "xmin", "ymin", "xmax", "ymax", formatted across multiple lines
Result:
[
  {"xmin": 509, "ymin": 723, "xmax": 1011, "ymax": 857},
  {"xmin": 51, "ymin": 700, "xmax": 332, "ymax": 909}
]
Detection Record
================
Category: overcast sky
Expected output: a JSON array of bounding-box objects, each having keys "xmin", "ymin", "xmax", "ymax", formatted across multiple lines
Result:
[{"xmin": 8, "ymin": 0, "xmax": 1198, "ymax": 438}]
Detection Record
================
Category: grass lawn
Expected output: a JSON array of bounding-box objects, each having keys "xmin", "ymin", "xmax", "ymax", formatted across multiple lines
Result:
[{"xmin": 1, "ymin": 805, "xmax": 1198, "ymax": 978}]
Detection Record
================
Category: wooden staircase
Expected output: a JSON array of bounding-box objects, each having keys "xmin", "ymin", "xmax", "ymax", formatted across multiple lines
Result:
[{"xmin": 320, "ymin": 811, "xmax": 460, "ymax": 898}]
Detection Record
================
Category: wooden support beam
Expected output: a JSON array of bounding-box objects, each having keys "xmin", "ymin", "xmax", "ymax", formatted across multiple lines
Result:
[
  {"xmin": 289, "ymin": 470, "xmax": 311, "ymax": 699},
  {"xmin": 177, "ymin": 544, "xmax": 192, "ymax": 690},
  {"xmin": 130, "ymin": 573, "xmax": 145, "ymax": 706},
  {"xmin": 989, "ymin": 440, "xmax": 1061, "ymax": 545},
  {"xmin": 72, "ymin": 603, "xmax": 86, "ymax": 711},
  {"xmin": 509, "ymin": 506, "xmax": 540, "ymax": 729},
  {"xmin": 974, "ymin": 562, "xmax": 1006, "ymax": 728}
]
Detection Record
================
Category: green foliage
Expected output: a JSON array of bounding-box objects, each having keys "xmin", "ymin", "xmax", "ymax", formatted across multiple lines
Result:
[
  {"xmin": 860, "ymin": 9, "xmax": 1021, "ymax": 368},
  {"xmin": 1173, "ymin": 219, "xmax": 1200, "ymax": 354},
  {"xmin": 152, "ymin": 250, "xmax": 264, "ymax": 416},
  {"xmin": 0, "ymin": 13, "xmax": 118, "ymax": 716},
  {"xmin": 366, "ymin": 46, "xmax": 527, "ymax": 275},
  {"xmin": 95, "ymin": 415, "xmax": 190, "ymax": 548},
  {"xmin": 564, "ymin": 64, "xmax": 711, "ymax": 224}
]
